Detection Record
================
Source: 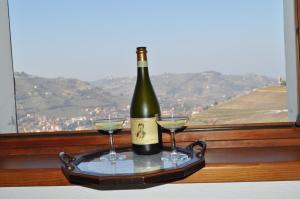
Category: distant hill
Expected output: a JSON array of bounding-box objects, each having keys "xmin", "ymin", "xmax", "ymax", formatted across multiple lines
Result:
[
  {"xmin": 14, "ymin": 71, "xmax": 279, "ymax": 131},
  {"xmin": 190, "ymin": 86, "xmax": 288, "ymax": 125},
  {"xmin": 15, "ymin": 71, "xmax": 277, "ymax": 118},
  {"xmin": 15, "ymin": 72, "xmax": 127, "ymax": 118},
  {"xmin": 92, "ymin": 71, "xmax": 277, "ymax": 112}
]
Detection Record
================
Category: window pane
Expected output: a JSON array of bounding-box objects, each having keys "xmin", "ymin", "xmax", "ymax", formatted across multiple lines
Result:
[{"xmin": 9, "ymin": 0, "xmax": 287, "ymax": 132}]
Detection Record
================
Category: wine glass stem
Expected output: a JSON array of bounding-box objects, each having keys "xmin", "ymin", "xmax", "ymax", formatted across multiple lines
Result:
[
  {"xmin": 108, "ymin": 130, "xmax": 115, "ymax": 154},
  {"xmin": 170, "ymin": 129, "xmax": 177, "ymax": 153}
]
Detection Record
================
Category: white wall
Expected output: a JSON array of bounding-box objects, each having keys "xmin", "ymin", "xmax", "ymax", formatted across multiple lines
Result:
[
  {"xmin": 0, "ymin": 182, "xmax": 300, "ymax": 199},
  {"xmin": 0, "ymin": 0, "xmax": 17, "ymax": 133}
]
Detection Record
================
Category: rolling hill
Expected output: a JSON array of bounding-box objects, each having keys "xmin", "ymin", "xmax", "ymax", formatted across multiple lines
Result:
[
  {"xmin": 190, "ymin": 86, "xmax": 288, "ymax": 125},
  {"xmin": 14, "ymin": 71, "xmax": 281, "ymax": 131}
]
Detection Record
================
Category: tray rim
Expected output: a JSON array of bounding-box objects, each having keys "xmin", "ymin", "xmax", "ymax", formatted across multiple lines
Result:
[{"xmin": 59, "ymin": 141, "xmax": 206, "ymax": 189}]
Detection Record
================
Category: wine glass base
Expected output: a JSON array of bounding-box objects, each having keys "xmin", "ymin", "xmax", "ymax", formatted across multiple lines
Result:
[
  {"xmin": 100, "ymin": 152, "xmax": 126, "ymax": 162},
  {"xmin": 161, "ymin": 151, "xmax": 189, "ymax": 163}
]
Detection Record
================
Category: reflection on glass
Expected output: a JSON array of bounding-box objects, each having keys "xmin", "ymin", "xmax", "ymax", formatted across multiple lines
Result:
[{"xmin": 77, "ymin": 151, "xmax": 191, "ymax": 175}]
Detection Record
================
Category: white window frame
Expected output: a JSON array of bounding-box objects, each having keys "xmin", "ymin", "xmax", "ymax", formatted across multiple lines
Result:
[
  {"xmin": 0, "ymin": 0, "xmax": 17, "ymax": 133},
  {"xmin": 0, "ymin": 0, "xmax": 298, "ymax": 133},
  {"xmin": 284, "ymin": 0, "xmax": 299, "ymax": 121}
]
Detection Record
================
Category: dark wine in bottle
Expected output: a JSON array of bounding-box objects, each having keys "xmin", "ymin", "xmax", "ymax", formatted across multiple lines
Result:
[{"xmin": 130, "ymin": 47, "xmax": 162, "ymax": 155}]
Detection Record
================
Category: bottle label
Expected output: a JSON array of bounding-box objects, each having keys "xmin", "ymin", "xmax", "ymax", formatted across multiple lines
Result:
[
  {"xmin": 137, "ymin": 61, "xmax": 148, "ymax": 68},
  {"xmin": 130, "ymin": 117, "xmax": 158, "ymax": 145}
]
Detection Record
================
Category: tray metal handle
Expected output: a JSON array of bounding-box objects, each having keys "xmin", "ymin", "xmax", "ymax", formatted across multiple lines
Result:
[
  {"xmin": 186, "ymin": 140, "xmax": 207, "ymax": 159},
  {"xmin": 59, "ymin": 152, "xmax": 76, "ymax": 171}
]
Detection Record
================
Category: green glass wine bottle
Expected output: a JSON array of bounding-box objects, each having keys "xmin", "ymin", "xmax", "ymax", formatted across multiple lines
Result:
[{"xmin": 130, "ymin": 47, "xmax": 162, "ymax": 155}]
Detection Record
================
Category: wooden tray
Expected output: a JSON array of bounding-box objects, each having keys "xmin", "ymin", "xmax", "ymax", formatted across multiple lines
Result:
[{"xmin": 59, "ymin": 140, "xmax": 206, "ymax": 190}]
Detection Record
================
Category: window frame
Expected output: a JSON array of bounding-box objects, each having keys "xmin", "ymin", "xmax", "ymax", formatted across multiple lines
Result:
[
  {"xmin": 285, "ymin": 0, "xmax": 300, "ymax": 121},
  {"xmin": 0, "ymin": 0, "xmax": 299, "ymax": 134},
  {"xmin": 0, "ymin": 0, "xmax": 17, "ymax": 133}
]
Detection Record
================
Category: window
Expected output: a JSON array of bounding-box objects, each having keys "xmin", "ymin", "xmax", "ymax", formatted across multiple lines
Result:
[{"xmin": 1, "ymin": 0, "xmax": 294, "ymax": 133}]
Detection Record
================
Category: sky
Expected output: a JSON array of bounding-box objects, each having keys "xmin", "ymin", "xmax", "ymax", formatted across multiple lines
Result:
[{"xmin": 8, "ymin": 0, "xmax": 285, "ymax": 81}]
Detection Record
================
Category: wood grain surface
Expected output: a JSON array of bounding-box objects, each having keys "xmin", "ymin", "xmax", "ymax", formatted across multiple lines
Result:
[{"xmin": 1, "ymin": 144, "xmax": 300, "ymax": 186}]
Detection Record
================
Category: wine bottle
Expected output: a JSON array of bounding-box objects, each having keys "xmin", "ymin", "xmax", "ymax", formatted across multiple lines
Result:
[{"xmin": 130, "ymin": 47, "xmax": 162, "ymax": 155}]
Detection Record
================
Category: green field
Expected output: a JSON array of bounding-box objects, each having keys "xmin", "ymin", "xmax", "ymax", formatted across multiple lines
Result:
[{"xmin": 189, "ymin": 86, "xmax": 288, "ymax": 125}]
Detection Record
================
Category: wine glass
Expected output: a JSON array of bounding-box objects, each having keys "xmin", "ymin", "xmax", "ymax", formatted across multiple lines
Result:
[
  {"xmin": 94, "ymin": 117, "xmax": 126, "ymax": 162},
  {"xmin": 157, "ymin": 116, "xmax": 189, "ymax": 162}
]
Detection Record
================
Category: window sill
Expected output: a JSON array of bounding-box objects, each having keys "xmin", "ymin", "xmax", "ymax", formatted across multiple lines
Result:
[{"xmin": 1, "ymin": 125, "xmax": 300, "ymax": 186}]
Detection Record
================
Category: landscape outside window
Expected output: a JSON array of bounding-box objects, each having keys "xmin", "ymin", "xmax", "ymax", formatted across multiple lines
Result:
[{"xmin": 9, "ymin": 0, "xmax": 288, "ymax": 133}]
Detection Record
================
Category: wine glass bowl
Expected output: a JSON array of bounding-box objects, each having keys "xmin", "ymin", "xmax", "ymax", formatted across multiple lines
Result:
[
  {"xmin": 94, "ymin": 118, "xmax": 126, "ymax": 162},
  {"xmin": 157, "ymin": 116, "xmax": 189, "ymax": 163},
  {"xmin": 95, "ymin": 118, "xmax": 124, "ymax": 132},
  {"xmin": 157, "ymin": 117, "xmax": 189, "ymax": 132}
]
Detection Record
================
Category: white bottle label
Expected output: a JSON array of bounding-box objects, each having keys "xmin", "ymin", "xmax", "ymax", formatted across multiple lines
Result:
[{"xmin": 130, "ymin": 117, "xmax": 159, "ymax": 145}]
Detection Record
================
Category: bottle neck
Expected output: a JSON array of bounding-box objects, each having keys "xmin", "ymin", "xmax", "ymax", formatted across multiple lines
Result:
[{"xmin": 137, "ymin": 60, "xmax": 150, "ymax": 81}]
